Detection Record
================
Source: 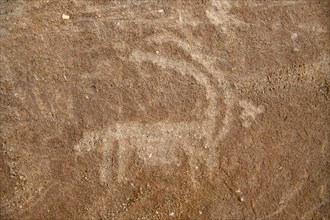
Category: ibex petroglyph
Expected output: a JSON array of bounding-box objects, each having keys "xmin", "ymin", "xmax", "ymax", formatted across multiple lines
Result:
[{"xmin": 74, "ymin": 49, "xmax": 235, "ymax": 185}]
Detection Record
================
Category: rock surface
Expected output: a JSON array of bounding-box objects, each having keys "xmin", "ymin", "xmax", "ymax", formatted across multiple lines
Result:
[{"xmin": 0, "ymin": 0, "xmax": 329, "ymax": 219}]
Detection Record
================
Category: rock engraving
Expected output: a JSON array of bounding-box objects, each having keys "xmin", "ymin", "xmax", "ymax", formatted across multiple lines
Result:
[{"xmin": 74, "ymin": 48, "xmax": 235, "ymax": 185}]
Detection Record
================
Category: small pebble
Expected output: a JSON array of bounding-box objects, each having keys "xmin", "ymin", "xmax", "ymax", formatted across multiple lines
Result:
[
  {"xmin": 169, "ymin": 212, "xmax": 175, "ymax": 217},
  {"xmin": 291, "ymin": 32, "xmax": 298, "ymax": 40},
  {"xmin": 62, "ymin": 14, "xmax": 70, "ymax": 20}
]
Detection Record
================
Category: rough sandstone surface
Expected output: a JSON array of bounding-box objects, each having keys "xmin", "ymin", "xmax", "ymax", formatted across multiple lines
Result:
[{"xmin": 0, "ymin": 0, "xmax": 329, "ymax": 219}]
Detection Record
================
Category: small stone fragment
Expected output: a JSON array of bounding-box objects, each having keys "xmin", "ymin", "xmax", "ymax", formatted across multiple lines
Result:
[
  {"xmin": 291, "ymin": 32, "xmax": 298, "ymax": 40},
  {"xmin": 169, "ymin": 212, "xmax": 175, "ymax": 217},
  {"xmin": 62, "ymin": 14, "xmax": 70, "ymax": 20}
]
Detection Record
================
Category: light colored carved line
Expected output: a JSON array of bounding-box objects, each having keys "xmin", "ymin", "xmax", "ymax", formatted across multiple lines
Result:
[
  {"xmin": 146, "ymin": 32, "xmax": 235, "ymax": 143},
  {"xmin": 102, "ymin": 121, "xmax": 203, "ymax": 182},
  {"xmin": 298, "ymin": 24, "xmax": 329, "ymax": 34},
  {"xmin": 207, "ymin": 0, "xmax": 248, "ymax": 28},
  {"xmin": 114, "ymin": 121, "xmax": 201, "ymax": 138},
  {"xmin": 75, "ymin": 1, "xmax": 175, "ymax": 24},
  {"xmin": 249, "ymin": 1, "xmax": 305, "ymax": 9},
  {"xmin": 100, "ymin": 136, "xmax": 112, "ymax": 184},
  {"xmin": 74, "ymin": 44, "xmax": 234, "ymax": 184},
  {"xmin": 239, "ymin": 100, "xmax": 264, "ymax": 128},
  {"xmin": 129, "ymin": 50, "xmax": 218, "ymax": 147},
  {"xmin": 74, "ymin": 131, "xmax": 101, "ymax": 155},
  {"xmin": 129, "ymin": 49, "xmax": 234, "ymax": 177},
  {"xmin": 190, "ymin": 50, "xmax": 234, "ymax": 144},
  {"xmin": 83, "ymin": 0, "xmax": 152, "ymax": 14},
  {"xmin": 75, "ymin": 14, "xmax": 179, "ymax": 27}
]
